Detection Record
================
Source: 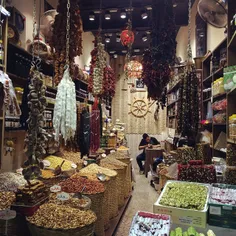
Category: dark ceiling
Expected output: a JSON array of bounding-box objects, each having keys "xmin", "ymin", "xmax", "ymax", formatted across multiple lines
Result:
[{"xmin": 79, "ymin": 0, "xmax": 192, "ymax": 55}]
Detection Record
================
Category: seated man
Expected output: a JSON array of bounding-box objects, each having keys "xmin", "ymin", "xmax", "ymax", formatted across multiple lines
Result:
[{"xmin": 136, "ymin": 133, "xmax": 160, "ymax": 174}]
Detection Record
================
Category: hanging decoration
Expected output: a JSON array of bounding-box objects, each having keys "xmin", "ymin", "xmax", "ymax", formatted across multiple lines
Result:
[
  {"xmin": 23, "ymin": 0, "xmax": 47, "ymax": 182},
  {"xmin": 142, "ymin": 0, "xmax": 176, "ymax": 109},
  {"xmin": 103, "ymin": 65, "xmax": 116, "ymax": 98},
  {"xmin": 50, "ymin": 0, "xmax": 82, "ymax": 85},
  {"xmin": 124, "ymin": 60, "xmax": 143, "ymax": 80},
  {"xmin": 120, "ymin": 24, "xmax": 135, "ymax": 47},
  {"xmin": 53, "ymin": 0, "xmax": 77, "ymax": 141},
  {"xmin": 177, "ymin": 0, "xmax": 199, "ymax": 137}
]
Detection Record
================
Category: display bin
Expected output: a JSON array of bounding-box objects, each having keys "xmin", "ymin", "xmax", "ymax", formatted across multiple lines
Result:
[
  {"xmin": 153, "ymin": 181, "xmax": 210, "ymax": 228},
  {"xmin": 208, "ymin": 183, "xmax": 236, "ymax": 229}
]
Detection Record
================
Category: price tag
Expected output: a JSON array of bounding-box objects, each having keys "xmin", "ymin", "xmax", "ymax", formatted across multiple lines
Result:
[
  {"xmin": 50, "ymin": 185, "xmax": 61, "ymax": 193},
  {"xmin": 0, "ymin": 210, "xmax": 16, "ymax": 220},
  {"xmin": 101, "ymin": 153, "xmax": 106, "ymax": 158},
  {"xmin": 57, "ymin": 192, "xmax": 70, "ymax": 201},
  {"xmin": 210, "ymin": 206, "xmax": 221, "ymax": 216},
  {"xmin": 71, "ymin": 163, "xmax": 77, "ymax": 169},
  {"xmin": 84, "ymin": 161, "xmax": 88, "ymax": 166},
  {"xmin": 42, "ymin": 160, "xmax": 51, "ymax": 167},
  {"xmin": 110, "ymin": 150, "xmax": 116, "ymax": 153}
]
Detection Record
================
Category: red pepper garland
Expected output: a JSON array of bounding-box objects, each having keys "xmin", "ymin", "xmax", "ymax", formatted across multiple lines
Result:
[
  {"xmin": 142, "ymin": 0, "xmax": 176, "ymax": 109},
  {"xmin": 103, "ymin": 66, "xmax": 116, "ymax": 98}
]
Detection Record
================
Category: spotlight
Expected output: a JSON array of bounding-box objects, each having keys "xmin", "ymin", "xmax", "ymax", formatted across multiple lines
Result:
[
  {"xmin": 122, "ymin": 50, "xmax": 127, "ymax": 53},
  {"xmin": 110, "ymin": 51, "xmax": 115, "ymax": 54},
  {"xmin": 199, "ymin": 32, "xmax": 205, "ymax": 37},
  {"xmin": 173, "ymin": 1, "xmax": 178, "ymax": 8},
  {"xmin": 120, "ymin": 10, "xmax": 126, "ymax": 19},
  {"xmin": 105, "ymin": 36, "xmax": 111, "ymax": 43},
  {"xmin": 134, "ymin": 49, "xmax": 140, "ymax": 53},
  {"xmin": 89, "ymin": 11, "xmax": 95, "ymax": 21},
  {"xmin": 114, "ymin": 54, "xmax": 118, "ymax": 58},
  {"xmin": 105, "ymin": 10, "xmax": 111, "ymax": 20},
  {"xmin": 141, "ymin": 10, "xmax": 148, "ymax": 20},
  {"xmin": 142, "ymin": 34, "xmax": 148, "ymax": 42}
]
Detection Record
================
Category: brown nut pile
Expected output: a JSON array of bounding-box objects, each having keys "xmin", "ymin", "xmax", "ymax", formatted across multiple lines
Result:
[
  {"xmin": 48, "ymin": 193, "xmax": 89, "ymax": 209},
  {"xmin": 101, "ymin": 156, "xmax": 127, "ymax": 168},
  {"xmin": 50, "ymin": 0, "xmax": 83, "ymax": 85},
  {"xmin": 62, "ymin": 151, "xmax": 84, "ymax": 166},
  {"xmin": 27, "ymin": 203, "xmax": 96, "ymax": 229},
  {"xmin": 59, "ymin": 176, "xmax": 105, "ymax": 194},
  {"xmin": 0, "ymin": 192, "xmax": 16, "ymax": 210}
]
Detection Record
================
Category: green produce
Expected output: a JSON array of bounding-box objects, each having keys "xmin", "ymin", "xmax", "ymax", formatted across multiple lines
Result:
[
  {"xmin": 196, "ymin": 233, "xmax": 199, "ymax": 236},
  {"xmin": 159, "ymin": 182, "xmax": 208, "ymax": 210},
  {"xmin": 176, "ymin": 227, "xmax": 183, "ymax": 236},
  {"xmin": 199, "ymin": 234, "xmax": 205, "ymax": 236},
  {"xmin": 188, "ymin": 226, "xmax": 196, "ymax": 236},
  {"xmin": 207, "ymin": 230, "xmax": 216, "ymax": 236},
  {"xmin": 183, "ymin": 232, "xmax": 188, "ymax": 236},
  {"xmin": 170, "ymin": 230, "xmax": 176, "ymax": 236}
]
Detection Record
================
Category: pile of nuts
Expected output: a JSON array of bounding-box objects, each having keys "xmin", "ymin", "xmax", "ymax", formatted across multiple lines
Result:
[
  {"xmin": 59, "ymin": 176, "xmax": 105, "ymax": 194},
  {"xmin": 48, "ymin": 193, "xmax": 90, "ymax": 209},
  {"xmin": 0, "ymin": 192, "xmax": 16, "ymax": 210},
  {"xmin": 79, "ymin": 163, "xmax": 117, "ymax": 177},
  {"xmin": 27, "ymin": 203, "xmax": 96, "ymax": 229},
  {"xmin": 40, "ymin": 169, "xmax": 55, "ymax": 179},
  {"xmin": 159, "ymin": 182, "xmax": 208, "ymax": 211},
  {"xmin": 44, "ymin": 156, "xmax": 74, "ymax": 172},
  {"xmin": 62, "ymin": 151, "xmax": 84, "ymax": 166}
]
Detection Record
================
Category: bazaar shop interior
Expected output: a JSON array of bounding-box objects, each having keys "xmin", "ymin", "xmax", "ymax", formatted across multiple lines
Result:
[{"xmin": 1, "ymin": 0, "xmax": 236, "ymax": 235}]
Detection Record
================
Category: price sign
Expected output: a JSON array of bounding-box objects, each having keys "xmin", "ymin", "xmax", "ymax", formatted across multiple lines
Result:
[
  {"xmin": 57, "ymin": 192, "xmax": 70, "ymax": 201},
  {"xmin": 50, "ymin": 185, "xmax": 61, "ymax": 193},
  {"xmin": 71, "ymin": 163, "xmax": 77, "ymax": 169},
  {"xmin": 0, "ymin": 210, "xmax": 16, "ymax": 220},
  {"xmin": 42, "ymin": 160, "xmax": 51, "ymax": 167},
  {"xmin": 110, "ymin": 150, "xmax": 116, "ymax": 153},
  {"xmin": 101, "ymin": 153, "xmax": 106, "ymax": 158},
  {"xmin": 84, "ymin": 161, "xmax": 88, "ymax": 166}
]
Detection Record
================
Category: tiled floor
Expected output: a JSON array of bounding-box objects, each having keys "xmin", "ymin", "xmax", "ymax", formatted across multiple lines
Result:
[{"xmin": 115, "ymin": 169, "xmax": 236, "ymax": 236}]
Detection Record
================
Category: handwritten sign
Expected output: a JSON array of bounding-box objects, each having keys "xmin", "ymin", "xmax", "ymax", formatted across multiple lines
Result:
[
  {"xmin": 42, "ymin": 160, "xmax": 51, "ymax": 167},
  {"xmin": 71, "ymin": 163, "xmax": 77, "ymax": 169},
  {"xmin": 0, "ymin": 210, "xmax": 16, "ymax": 220},
  {"xmin": 50, "ymin": 185, "xmax": 61, "ymax": 193},
  {"xmin": 57, "ymin": 192, "xmax": 70, "ymax": 201}
]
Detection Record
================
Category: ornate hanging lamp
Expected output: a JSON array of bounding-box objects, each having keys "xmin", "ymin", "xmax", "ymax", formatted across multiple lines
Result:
[
  {"xmin": 124, "ymin": 60, "xmax": 143, "ymax": 80},
  {"xmin": 120, "ymin": 20, "xmax": 135, "ymax": 47}
]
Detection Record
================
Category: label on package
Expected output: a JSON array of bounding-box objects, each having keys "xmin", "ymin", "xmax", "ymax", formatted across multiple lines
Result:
[
  {"xmin": 50, "ymin": 185, "xmax": 61, "ymax": 193},
  {"xmin": 71, "ymin": 163, "xmax": 77, "ymax": 169},
  {"xmin": 210, "ymin": 206, "xmax": 222, "ymax": 216},
  {"xmin": 0, "ymin": 210, "xmax": 16, "ymax": 220}
]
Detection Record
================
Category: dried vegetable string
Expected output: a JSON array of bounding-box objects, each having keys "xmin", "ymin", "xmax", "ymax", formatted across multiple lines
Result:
[{"xmin": 142, "ymin": 0, "xmax": 176, "ymax": 110}]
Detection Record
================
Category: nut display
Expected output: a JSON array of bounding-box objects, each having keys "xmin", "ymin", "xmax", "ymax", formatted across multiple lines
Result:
[
  {"xmin": 159, "ymin": 182, "xmax": 208, "ymax": 211},
  {"xmin": 170, "ymin": 227, "xmax": 216, "ymax": 236},
  {"xmin": 23, "ymin": 67, "xmax": 48, "ymax": 181},
  {"xmin": 0, "ymin": 172, "xmax": 26, "ymax": 192},
  {"xmin": 44, "ymin": 155, "xmax": 74, "ymax": 172},
  {"xmin": 0, "ymin": 192, "xmax": 16, "ymax": 210},
  {"xmin": 40, "ymin": 169, "xmax": 55, "ymax": 179},
  {"xmin": 48, "ymin": 193, "xmax": 90, "ymax": 209},
  {"xmin": 59, "ymin": 176, "xmax": 105, "ymax": 194},
  {"xmin": 62, "ymin": 150, "xmax": 84, "ymax": 167},
  {"xmin": 27, "ymin": 203, "xmax": 96, "ymax": 229}
]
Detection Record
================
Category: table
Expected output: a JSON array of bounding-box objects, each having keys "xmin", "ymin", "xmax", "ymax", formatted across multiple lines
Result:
[{"xmin": 144, "ymin": 148, "xmax": 163, "ymax": 177}]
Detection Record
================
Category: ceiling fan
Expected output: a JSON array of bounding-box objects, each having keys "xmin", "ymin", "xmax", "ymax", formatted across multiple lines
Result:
[{"xmin": 197, "ymin": 0, "xmax": 227, "ymax": 28}]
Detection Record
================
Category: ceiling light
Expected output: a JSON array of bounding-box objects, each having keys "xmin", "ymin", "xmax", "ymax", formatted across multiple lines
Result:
[
  {"xmin": 116, "ymin": 34, "xmax": 121, "ymax": 42},
  {"xmin": 173, "ymin": 1, "xmax": 178, "ymax": 8},
  {"xmin": 110, "ymin": 51, "xmax": 115, "ymax": 54},
  {"xmin": 141, "ymin": 10, "xmax": 148, "ymax": 20},
  {"xmin": 105, "ymin": 10, "xmax": 111, "ymax": 20},
  {"xmin": 89, "ymin": 12, "xmax": 95, "ymax": 21},
  {"xmin": 122, "ymin": 50, "xmax": 127, "ymax": 53},
  {"xmin": 120, "ymin": 10, "xmax": 126, "ymax": 19},
  {"xmin": 142, "ymin": 34, "xmax": 148, "ymax": 42},
  {"xmin": 134, "ymin": 49, "xmax": 140, "ymax": 53},
  {"xmin": 199, "ymin": 32, "xmax": 205, "ymax": 37},
  {"xmin": 105, "ymin": 36, "xmax": 111, "ymax": 43},
  {"xmin": 114, "ymin": 54, "xmax": 118, "ymax": 58}
]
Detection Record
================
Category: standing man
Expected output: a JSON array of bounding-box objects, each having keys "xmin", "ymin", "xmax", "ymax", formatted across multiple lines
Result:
[{"xmin": 136, "ymin": 133, "xmax": 160, "ymax": 174}]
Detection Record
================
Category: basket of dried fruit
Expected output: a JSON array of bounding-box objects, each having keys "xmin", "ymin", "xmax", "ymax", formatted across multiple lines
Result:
[
  {"xmin": 27, "ymin": 203, "xmax": 96, "ymax": 236},
  {"xmin": 61, "ymin": 150, "xmax": 84, "ymax": 170},
  {"xmin": 76, "ymin": 164, "xmax": 118, "ymax": 228},
  {"xmin": 59, "ymin": 176, "xmax": 105, "ymax": 236}
]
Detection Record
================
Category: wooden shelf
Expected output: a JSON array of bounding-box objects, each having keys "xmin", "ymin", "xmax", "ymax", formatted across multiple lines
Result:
[
  {"xmin": 228, "ymin": 31, "xmax": 236, "ymax": 49},
  {"xmin": 212, "ymin": 67, "xmax": 224, "ymax": 79},
  {"xmin": 167, "ymin": 81, "xmax": 181, "ymax": 94},
  {"xmin": 213, "ymin": 123, "xmax": 226, "ymax": 126},
  {"xmin": 0, "ymin": 64, "xmax": 6, "ymax": 68},
  {"xmin": 203, "ymin": 97, "xmax": 211, "ymax": 103},
  {"xmin": 213, "ymin": 92, "xmax": 226, "ymax": 100},
  {"xmin": 5, "ymin": 127, "xmax": 25, "ymax": 132},
  {"xmin": 105, "ymin": 194, "xmax": 132, "ymax": 236},
  {"xmin": 8, "ymin": 72, "xmax": 27, "ymax": 82},
  {"xmin": 167, "ymin": 99, "xmax": 179, "ymax": 107},
  {"xmin": 203, "ymin": 74, "xmax": 212, "ymax": 83},
  {"xmin": 228, "ymin": 86, "xmax": 236, "ymax": 96},
  {"xmin": 228, "ymin": 138, "xmax": 236, "ymax": 144}
]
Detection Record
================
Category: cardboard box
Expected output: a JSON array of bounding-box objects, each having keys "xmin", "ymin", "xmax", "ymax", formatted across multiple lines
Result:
[
  {"xmin": 153, "ymin": 181, "xmax": 210, "ymax": 228},
  {"xmin": 208, "ymin": 183, "xmax": 236, "ymax": 229}
]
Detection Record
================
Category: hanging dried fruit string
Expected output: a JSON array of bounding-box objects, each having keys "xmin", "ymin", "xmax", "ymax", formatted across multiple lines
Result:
[
  {"xmin": 53, "ymin": 0, "xmax": 77, "ymax": 142},
  {"xmin": 51, "ymin": 0, "xmax": 82, "ymax": 85},
  {"xmin": 23, "ymin": 0, "xmax": 47, "ymax": 183},
  {"xmin": 177, "ymin": 0, "xmax": 199, "ymax": 137},
  {"xmin": 142, "ymin": 0, "xmax": 176, "ymax": 110}
]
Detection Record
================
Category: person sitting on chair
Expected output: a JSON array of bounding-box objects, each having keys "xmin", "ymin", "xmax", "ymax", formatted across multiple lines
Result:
[{"xmin": 136, "ymin": 133, "xmax": 160, "ymax": 174}]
